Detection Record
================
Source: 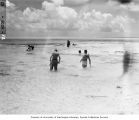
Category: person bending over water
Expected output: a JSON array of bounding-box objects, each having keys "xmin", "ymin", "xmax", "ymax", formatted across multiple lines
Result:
[
  {"xmin": 27, "ymin": 45, "xmax": 34, "ymax": 51},
  {"xmin": 80, "ymin": 50, "xmax": 91, "ymax": 68},
  {"xmin": 50, "ymin": 49, "xmax": 61, "ymax": 71}
]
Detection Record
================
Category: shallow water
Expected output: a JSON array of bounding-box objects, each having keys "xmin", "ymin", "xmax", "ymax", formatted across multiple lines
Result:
[{"xmin": 0, "ymin": 40, "xmax": 139, "ymax": 114}]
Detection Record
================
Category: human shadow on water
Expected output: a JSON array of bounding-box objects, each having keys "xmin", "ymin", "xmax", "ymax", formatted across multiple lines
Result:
[
  {"xmin": 117, "ymin": 50, "xmax": 134, "ymax": 91},
  {"xmin": 119, "ymin": 50, "xmax": 133, "ymax": 78},
  {"xmin": 123, "ymin": 51, "xmax": 131, "ymax": 73}
]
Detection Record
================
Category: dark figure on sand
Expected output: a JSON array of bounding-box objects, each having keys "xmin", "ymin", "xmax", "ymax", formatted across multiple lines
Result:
[
  {"xmin": 67, "ymin": 40, "xmax": 71, "ymax": 47},
  {"xmin": 27, "ymin": 45, "xmax": 34, "ymax": 51},
  {"xmin": 80, "ymin": 50, "xmax": 91, "ymax": 68},
  {"xmin": 50, "ymin": 49, "xmax": 61, "ymax": 71},
  {"xmin": 123, "ymin": 51, "xmax": 131, "ymax": 74}
]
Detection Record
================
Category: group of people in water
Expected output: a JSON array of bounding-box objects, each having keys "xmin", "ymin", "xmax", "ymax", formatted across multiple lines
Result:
[
  {"xmin": 26, "ymin": 40, "xmax": 132, "ymax": 74},
  {"xmin": 49, "ymin": 48, "xmax": 91, "ymax": 71},
  {"xmin": 50, "ymin": 49, "xmax": 132, "ymax": 74},
  {"xmin": 49, "ymin": 40, "xmax": 91, "ymax": 71}
]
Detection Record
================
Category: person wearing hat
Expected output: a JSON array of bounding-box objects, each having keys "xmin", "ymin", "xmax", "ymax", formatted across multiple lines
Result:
[{"xmin": 50, "ymin": 49, "xmax": 61, "ymax": 71}]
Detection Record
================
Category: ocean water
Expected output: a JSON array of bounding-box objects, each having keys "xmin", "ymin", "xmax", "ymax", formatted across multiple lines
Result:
[{"xmin": 0, "ymin": 39, "xmax": 139, "ymax": 114}]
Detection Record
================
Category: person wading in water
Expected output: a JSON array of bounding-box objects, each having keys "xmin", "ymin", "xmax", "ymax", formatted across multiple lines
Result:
[
  {"xmin": 67, "ymin": 40, "xmax": 71, "ymax": 47},
  {"xmin": 80, "ymin": 50, "xmax": 91, "ymax": 68},
  {"xmin": 50, "ymin": 49, "xmax": 61, "ymax": 71}
]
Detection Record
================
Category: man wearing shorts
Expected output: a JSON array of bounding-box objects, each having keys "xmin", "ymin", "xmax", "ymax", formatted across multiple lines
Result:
[{"xmin": 50, "ymin": 49, "xmax": 61, "ymax": 71}]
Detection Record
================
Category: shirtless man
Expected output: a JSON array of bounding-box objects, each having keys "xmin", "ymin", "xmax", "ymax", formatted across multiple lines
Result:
[{"xmin": 50, "ymin": 49, "xmax": 61, "ymax": 71}]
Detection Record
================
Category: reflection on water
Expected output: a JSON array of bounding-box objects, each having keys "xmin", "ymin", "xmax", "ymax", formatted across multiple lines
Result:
[
  {"xmin": 0, "ymin": 64, "xmax": 11, "ymax": 77},
  {"xmin": 0, "ymin": 40, "xmax": 139, "ymax": 114}
]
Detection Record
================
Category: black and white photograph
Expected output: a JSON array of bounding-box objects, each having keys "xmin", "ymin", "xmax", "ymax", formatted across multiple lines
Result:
[{"xmin": 1, "ymin": 0, "xmax": 139, "ymax": 119}]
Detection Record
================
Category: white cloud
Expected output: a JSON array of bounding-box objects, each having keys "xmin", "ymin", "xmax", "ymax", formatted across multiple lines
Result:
[
  {"xmin": 6, "ymin": 0, "xmax": 15, "ymax": 7},
  {"xmin": 120, "ymin": 2, "xmax": 139, "ymax": 11},
  {"xmin": 57, "ymin": 6, "xmax": 77, "ymax": 19},
  {"xmin": 6, "ymin": 0, "xmax": 135, "ymax": 34},
  {"xmin": 42, "ymin": 1, "xmax": 56, "ymax": 11},
  {"xmin": 111, "ymin": 15, "xmax": 134, "ymax": 32},
  {"xmin": 107, "ymin": 0, "xmax": 118, "ymax": 6},
  {"xmin": 6, "ymin": 0, "xmax": 16, "ymax": 10},
  {"xmin": 51, "ymin": 0, "xmax": 64, "ymax": 6},
  {"xmin": 7, "ymin": 0, "xmax": 77, "ymax": 32},
  {"xmin": 64, "ymin": 0, "xmax": 90, "ymax": 5},
  {"xmin": 23, "ymin": 8, "xmax": 47, "ymax": 23},
  {"xmin": 108, "ymin": 0, "xmax": 139, "ymax": 12},
  {"xmin": 74, "ymin": 9, "xmax": 134, "ymax": 32}
]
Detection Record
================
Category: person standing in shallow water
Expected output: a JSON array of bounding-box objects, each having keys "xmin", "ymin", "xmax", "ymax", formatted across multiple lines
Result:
[
  {"xmin": 50, "ymin": 49, "xmax": 61, "ymax": 71},
  {"xmin": 67, "ymin": 40, "xmax": 70, "ymax": 47},
  {"xmin": 78, "ymin": 50, "xmax": 81, "ymax": 55},
  {"xmin": 80, "ymin": 50, "xmax": 91, "ymax": 68}
]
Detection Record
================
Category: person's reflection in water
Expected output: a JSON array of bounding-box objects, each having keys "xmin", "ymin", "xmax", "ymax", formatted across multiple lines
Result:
[{"xmin": 117, "ymin": 50, "xmax": 132, "ymax": 88}]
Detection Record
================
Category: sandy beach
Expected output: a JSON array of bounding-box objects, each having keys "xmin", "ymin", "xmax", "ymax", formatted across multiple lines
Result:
[{"xmin": 0, "ymin": 39, "xmax": 139, "ymax": 114}]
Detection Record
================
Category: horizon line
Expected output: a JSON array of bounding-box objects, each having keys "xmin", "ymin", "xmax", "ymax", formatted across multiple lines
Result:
[{"xmin": 5, "ymin": 37, "xmax": 139, "ymax": 39}]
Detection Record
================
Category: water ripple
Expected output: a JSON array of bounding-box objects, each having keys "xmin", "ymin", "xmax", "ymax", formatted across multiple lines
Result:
[{"xmin": 0, "ymin": 72, "xmax": 10, "ymax": 76}]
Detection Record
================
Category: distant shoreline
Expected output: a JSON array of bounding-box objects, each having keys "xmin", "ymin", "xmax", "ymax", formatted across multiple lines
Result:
[
  {"xmin": 0, "ymin": 38, "xmax": 139, "ymax": 45},
  {"xmin": 2, "ymin": 37, "xmax": 139, "ymax": 40}
]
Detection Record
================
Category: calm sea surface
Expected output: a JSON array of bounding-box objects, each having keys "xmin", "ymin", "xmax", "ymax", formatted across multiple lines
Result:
[{"xmin": 0, "ymin": 39, "xmax": 139, "ymax": 114}]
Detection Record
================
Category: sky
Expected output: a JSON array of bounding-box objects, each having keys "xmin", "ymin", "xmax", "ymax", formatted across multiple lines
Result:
[{"xmin": 5, "ymin": 0, "xmax": 139, "ymax": 38}]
